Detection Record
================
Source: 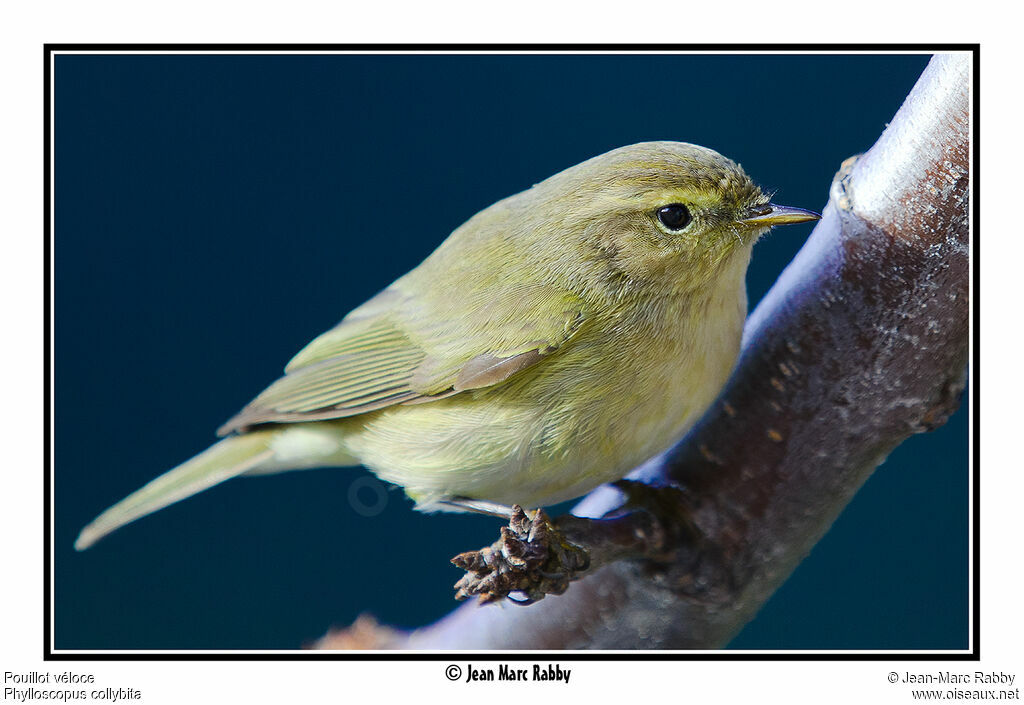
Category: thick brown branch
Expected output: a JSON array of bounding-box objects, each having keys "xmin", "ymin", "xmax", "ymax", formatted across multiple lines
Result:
[{"xmin": 313, "ymin": 52, "xmax": 970, "ymax": 650}]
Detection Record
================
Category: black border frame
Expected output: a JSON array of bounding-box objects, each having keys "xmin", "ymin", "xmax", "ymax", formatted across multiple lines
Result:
[{"xmin": 43, "ymin": 43, "xmax": 980, "ymax": 661}]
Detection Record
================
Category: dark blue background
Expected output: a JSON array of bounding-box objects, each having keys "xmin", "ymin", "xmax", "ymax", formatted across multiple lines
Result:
[{"xmin": 54, "ymin": 53, "xmax": 967, "ymax": 650}]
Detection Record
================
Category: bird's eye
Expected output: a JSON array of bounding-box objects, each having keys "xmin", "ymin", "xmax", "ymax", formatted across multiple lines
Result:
[{"xmin": 656, "ymin": 203, "xmax": 692, "ymax": 231}]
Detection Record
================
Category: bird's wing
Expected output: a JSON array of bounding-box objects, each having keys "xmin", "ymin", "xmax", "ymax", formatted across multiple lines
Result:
[{"xmin": 217, "ymin": 284, "xmax": 586, "ymax": 435}]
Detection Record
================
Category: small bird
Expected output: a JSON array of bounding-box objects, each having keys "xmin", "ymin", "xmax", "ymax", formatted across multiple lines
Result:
[{"xmin": 75, "ymin": 141, "xmax": 819, "ymax": 551}]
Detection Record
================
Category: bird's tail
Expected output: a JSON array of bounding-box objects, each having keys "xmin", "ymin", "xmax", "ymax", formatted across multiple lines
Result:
[{"xmin": 74, "ymin": 425, "xmax": 355, "ymax": 551}]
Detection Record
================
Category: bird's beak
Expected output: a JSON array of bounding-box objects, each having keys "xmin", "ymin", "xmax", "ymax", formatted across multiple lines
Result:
[{"xmin": 738, "ymin": 203, "xmax": 821, "ymax": 228}]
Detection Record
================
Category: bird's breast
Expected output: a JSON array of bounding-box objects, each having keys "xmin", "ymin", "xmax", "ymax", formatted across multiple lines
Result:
[
  {"xmin": 540, "ymin": 289, "xmax": 745, "ymax": 470},
  {"xmin": 343, "ymin": 263, "xmax": 749, "ymax": 508}
]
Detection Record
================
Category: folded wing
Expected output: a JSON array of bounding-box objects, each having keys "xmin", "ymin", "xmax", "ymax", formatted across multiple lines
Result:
[{"xmin": 218, "ymin": 284, "xmax": 586, "ymax": 435}]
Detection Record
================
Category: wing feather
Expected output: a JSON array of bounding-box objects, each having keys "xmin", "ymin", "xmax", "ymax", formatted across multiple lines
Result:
[{"xmin": 217, "ymin": 285, "xmax": 586, "ymax": 435}]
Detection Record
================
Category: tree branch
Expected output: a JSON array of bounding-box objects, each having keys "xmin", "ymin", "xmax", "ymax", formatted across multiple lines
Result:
[{"xmin": 314, "ymin": 52, "xmax": 970, "ymax": 650}]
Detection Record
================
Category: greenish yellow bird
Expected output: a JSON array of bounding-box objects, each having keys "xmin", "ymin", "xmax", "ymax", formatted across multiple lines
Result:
[{"xmin": 75, "ymin": 141, "xmax": 819, "ymax": 551}]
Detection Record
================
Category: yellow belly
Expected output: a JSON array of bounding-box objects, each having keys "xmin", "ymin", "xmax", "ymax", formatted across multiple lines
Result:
[{"xmin": 339, "ymin": 282, "xmax": 746, "ymax": 509}]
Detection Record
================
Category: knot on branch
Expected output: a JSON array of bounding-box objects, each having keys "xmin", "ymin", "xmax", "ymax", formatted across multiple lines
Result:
[
  {"xmin": 452, "ymin": 505, "xmax": 590, "ymax": 604},
  {"xmin": 830, "ymin": 154, "xmax": 861, "ymax": 212},
  {"xmin": 311, "ymin": 614, "xmax": 406, "ymax": 650},
  {"xmin": 450, "ymin": 482, "xmax": 710, "ymax": 606}
]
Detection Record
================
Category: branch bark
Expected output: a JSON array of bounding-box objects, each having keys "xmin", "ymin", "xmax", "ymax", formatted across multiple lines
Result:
[{"xmin": 315, "ymin": 52, "xmax": 970, "ymax": 650}]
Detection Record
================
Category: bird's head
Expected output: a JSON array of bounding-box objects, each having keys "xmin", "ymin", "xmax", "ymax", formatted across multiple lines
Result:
[{"xmin": 532, "ymin": 141, "xmax": 820, "ymax": 295}]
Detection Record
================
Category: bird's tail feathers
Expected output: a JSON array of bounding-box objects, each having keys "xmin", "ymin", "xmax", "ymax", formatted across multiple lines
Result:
[{"xmin": 74, "ymin": 426, "xmax": 354, "ymax": 551}]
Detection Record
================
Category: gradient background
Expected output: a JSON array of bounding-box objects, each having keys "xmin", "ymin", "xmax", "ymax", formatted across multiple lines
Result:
[{"xmin": 53, "ymin": 52, "xmax": 968, "ymax": 650}]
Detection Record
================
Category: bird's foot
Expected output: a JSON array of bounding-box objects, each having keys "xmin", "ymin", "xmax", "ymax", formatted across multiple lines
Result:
[
  {"xmin": 451, "ymin": 504, "xmax": 590, "ymax": 605},
  {"xmin": 612, "ymin": 478, "xmax": 698, "ymax": 535}
]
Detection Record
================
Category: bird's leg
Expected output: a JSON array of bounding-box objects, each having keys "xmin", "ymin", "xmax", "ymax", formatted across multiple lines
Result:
[
  {"xmin": 436, "ymin": 497, "xmax": 516, "ymax": 519},
  {"xmin": 451, "ymin": 504, "xmax": 590, "ymax": 605}
]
